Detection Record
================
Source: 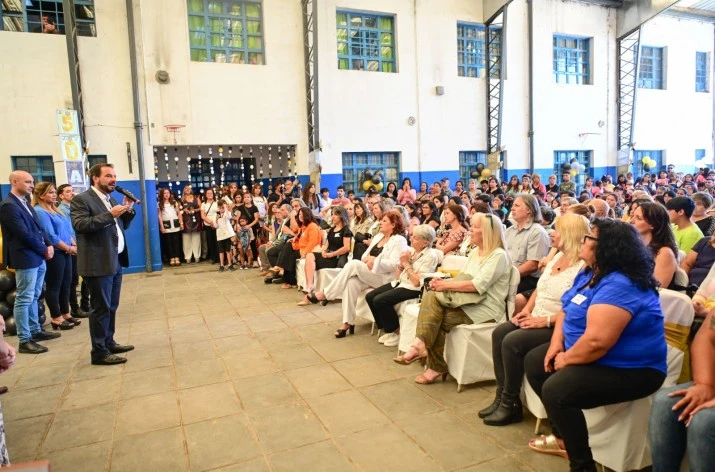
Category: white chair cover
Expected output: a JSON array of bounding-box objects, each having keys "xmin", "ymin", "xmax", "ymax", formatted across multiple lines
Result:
[
  {"xmin": 673, "ymin": 267, "xmax": 689, "ymax": 289},
  {"xmin": 296, "ymin": 259, "xmax": 343, "ymax": 293},
  {"xmin": 444, "ymin": 266, "xmax": 520, "ymax": 391}
]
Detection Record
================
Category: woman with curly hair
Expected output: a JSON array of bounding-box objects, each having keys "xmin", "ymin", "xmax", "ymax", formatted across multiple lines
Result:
[
  {"xmin": 629, "ymin": 202, "xmax": 678, "ymax": 289},
  {"xmin": 525, "ymin": 218, "xmax": 666, "ymax": 472}
]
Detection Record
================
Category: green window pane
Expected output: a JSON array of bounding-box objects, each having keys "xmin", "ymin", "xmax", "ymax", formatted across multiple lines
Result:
[
  {"xmin": 229, "ymin": 34, "xmax": 243, "ymax": 47},
  {"xmin": 337, "ymin": 42, "xmax": 347, "ymax": 55},
  {"xmin": 246, "ymin": 3, "xmax": 260, "ymax": 18},
  {"xmin": 381, "ymin": 46, "xmax": 393, "ymax": 59},
  {"xmin": 248, "ymin": 53, "xmax": 264, "ymax": 65},
  {"xmin": 188, "ymin": 0, "xmax": 203, "ymax": 13},
  {"xmin": 367, "ymin": 60, "xmax": 379, "ymax": 71},
  {"xmin": 231, "ymin": 20, "xmax": 243, "ymax": 34},
  {"xmin": 352, "ymin": 59, "xmax": 364, "ymax": 70},
  {"xmin": 246, "ymin": 20, "xmax": 261, "ymax": 34},
  {"xmin": 208, "ymin": 2, "xmax": 222, "ymax": 14},
  {"xmin": 189, "ymin": 31, "xmax": 206, "ymax": 46},
  {"xmin": 336, "ymin": 13, "xmax": 347, "ymax": 26},
  {"xmin": 189, "ymin": 15, "xmax": 204, "ymax": 30},
  {"xmin": 229, "ymin": 52, "xmax": 245, "ymax": 63},
  {"xmin": 381, "ymin": 62, "xmax": 394, "ymax": 73},
  {"xmin": 211, "ymin": 50, "xmax": 228, "ymax": 62},
  {"xmin": 336, "ymin": 28, "xmax": 348, "ymax": 41},
  {"xmin": 191, "ymin": 49, "xmax": 208, "ymax": 62},
  {"xmin": 211, "ymin": 33, "xmax": 225, "ymax": 47},
  {"xmin": 228, "ymin": 3, "xmax": 242, "ymax": 16},
  {"xmin": 247, "ymin": 36, "xmax": 262, "ymax": 50},
  {"xmin": 338, "ymin": 58, "xmax": 349, "ymax": 70},
  {"xmin": 209, "ymin": 18, "xmax": 224, "ymax": 32},
  {"xmin": 381, "ymin": 32, "xmax": 392, "ymax": 45},
  {"xmin": 380, "ymin": 17, "xmax": 393, "ymax": 31},
  {"xmin": 350, "ymin": 16, "xmax": 362, "ymax": 28}
]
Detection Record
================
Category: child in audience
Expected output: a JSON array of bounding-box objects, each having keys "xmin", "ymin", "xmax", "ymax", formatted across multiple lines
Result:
[
  {"xmin": 236, "ymin": 215, "xmax": 254, "ymax": 269},
  {"xmin": 216, "ymin": 200, "xmax": 236, "ymax": 271}
]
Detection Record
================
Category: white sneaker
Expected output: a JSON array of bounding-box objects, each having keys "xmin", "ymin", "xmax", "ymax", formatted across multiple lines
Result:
[
  {"xmin": 377, "ymin": 333, "xmax": 391, "ymax": 344},
  {"xmin": 382, "ymin": 333, "xmax": 400, "ymax": 347}
]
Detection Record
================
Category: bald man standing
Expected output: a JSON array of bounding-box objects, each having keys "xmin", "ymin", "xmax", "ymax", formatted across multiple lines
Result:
[{"xmin": 0, "ymin": 171, "xmax": 58, "ymax": 353}]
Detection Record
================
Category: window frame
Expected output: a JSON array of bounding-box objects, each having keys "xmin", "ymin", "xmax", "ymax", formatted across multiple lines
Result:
[
  {"xmin": 638, "ymin": 46, "xmax": 664, "ymax": 90},
  {"xmin": 187, "ymin": 0, "xmax": 265, "ymax": 65},
  {"xmin": 696, "ymin": 51, "xmax": 709, "ymax": 93},
  {"xmin": 341, "ymin": 152, "xmax": 400, "ymax": 196},
  {"xmin": 336, "ymin": 10, "xmax": 396, "ymax": 73},
  {"xmin": 553, "ymin": 34, "xmax": 591, "ymax": 85},
  {"xmin": 457, "ymin": 22, "xmax": 486, "ymax": 78},
  {"xmin": 0, "ymin": 0, "xmax": 96, "ymax": 36},
  {"xmin": 12, "ymin": 156, "xmax": 56, "ymax": 185},
  {"xmin": 459, "ymin": 151, "xmax": 487, "ymax": 183},
  {"xmin": 553, "ymin": 151, "xmax": 591, "ymax": 189},
  {"xmin": 632, "ymin": 150, "xmax": 663, "ymax": 178}
]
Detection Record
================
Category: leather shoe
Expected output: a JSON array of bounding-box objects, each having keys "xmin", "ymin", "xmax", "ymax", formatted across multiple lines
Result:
[
  {"xmin": 108, "ymin": 344, "xmax": 135, "ymax": 354},
  {"xmin": 31, "ymin": 330, "xmax": 61, "ymax": 341},
  {"xmin": 0, "ymin": 386, "xmax": 8, "ymax": 395},
  {"xmin": 19, "ymin": 341, "xmax": 49, "ymax": 354},
  {"xmin": 91, "ymin": 354, "xmax": 127, "ymax": 365},
  {"xmin": 71, "ymin": 309, "xmax": 90, "ymax": 318}
]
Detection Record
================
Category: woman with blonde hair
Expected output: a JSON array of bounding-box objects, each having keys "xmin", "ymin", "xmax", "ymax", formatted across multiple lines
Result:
[
  {"xmin": 33, "ymin": 182, "xmax": 79, "ymax": 330},
  {"xmin": 394, "ymin": 213, "xmax": 512, "ymax": 384},
  {"xmin": 481, "ymin": 214, "xmax": 588, "ymax": 425}
]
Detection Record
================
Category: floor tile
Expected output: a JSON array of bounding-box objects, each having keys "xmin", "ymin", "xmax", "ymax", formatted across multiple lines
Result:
[
  {"xmin": 211, "ymin": 457, "xmax": 271, "ymax": 471},
  {"xmin": 172, "ymin": 340, "xmax": 219, "ymax": 364},
  {"xmin": 269, "ymin": 344, "xmax": 324, "ymax": 370},
  {"xmin": 60, "ymin": 374, "xmax": 122, "ymax": 410},
  {"xmin": 277, "ymin": 310, "xmax": 323, "ymax": 326},
  {"xmin": 121, "ymin": 366, "xmax": 176, "ymax": 399},
  {"xmin": 244, "ymin": 314, "xmax": 288, "ymax": 333},
  {"xmin": 30, "ymin": 342, "xmax": 84, "ymax": 366},
  {"xmin": 2, "ymin": 384, "xmax": 64, "ymax": 421},
  {"xmin": 306, "ymin": 389, "xmax": 390, "ymax": 437},
  {"xmin": 460, "ymin": 455, "xmax": 536, "ymax": 471},
  {"xmin": 331, "ymin": 354, "xmax": 400, "ymax": 388},
  {"xmin": 310, "ymin": 338, "xmax": 372, "ymax": 362},
  {"xmin": 267, "ymin": 440, "xmax": 353, "ymax": 471},
  {"xmin": 360, "ymin": 379, "xmax": 444, "ymax": 422},
  {"xmin": 233, "ymin": 372, "xmax": 301, "ymax": 410},
  {"xmin": 42, "ymin": 440, "xmax": 111, "ymax": 472},
  {"xmin": 115, "ymin": 391, "xmax": 181, "ymax": 438},
  {"xmin": 284, "ymin": 364, "xmax": 352, "ymax": 398},
  {"xmin": 223, "ymin": 351, "xmax": 278, "ymax": 379},
  {"xmin": 122, "ymin": 346, "xmax": 173, "ymax": 372},
  {"xmin": 14, "ymin": 363, "xmax": 74, "ymax": 390},
  {"xmin": 213, "ymin": 334, "xmax": 264, "ymax": 357},
  {"xmin": 247, "ymin": 401, "xmax": 327, "ymax": 453},
  {"xmin": 5, "ymin": 414, "xmax": 52, "ymax": 459},
  {"xmin": 254, "ymin": 329, "xmax": 305, "ymax": 351},
  {"xmin": 184, "ymin": 414, "xmax": 261, "ymax": 471},
  {"xmin": 43, "ymin": 403, "xmax": 116, "ymax": 452},
  {"xmin": 175, "ymin": 358, "xmax": 228, "ymax": 388},
  {"xmin": 111, "ymin": 427, "xmax": 188, "ymax": 472},
  {"xmin": 179, "ymin": 381, "xmax": 241, "ymax": 424}
]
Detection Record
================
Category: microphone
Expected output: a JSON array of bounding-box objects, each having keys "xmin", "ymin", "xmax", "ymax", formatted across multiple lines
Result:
[{"xmin": 115, "ymin": 185, "xmax": 141, "ymax": 204}]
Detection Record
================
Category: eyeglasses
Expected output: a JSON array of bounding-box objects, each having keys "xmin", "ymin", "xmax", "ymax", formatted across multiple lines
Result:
[{"xmin": 582, "ymin": 235, "xmax": 599, "ymax": 244}]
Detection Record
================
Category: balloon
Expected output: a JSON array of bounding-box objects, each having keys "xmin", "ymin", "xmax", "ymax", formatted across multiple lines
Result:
[
  {"xmin": 642, "ymin": 156, "xmax": 650, "ymax": 164},
  {"xmin": 38, "ymin": 302, "xmax": 45, "ymax": 317},
  {"xmin": 5, "ymin": 290, "xmax": 15, "ymax": 306},
  {"xmin": 561, "ymin": 163, "xmax": 571, "ymax": 171},
  {"xmin": 570, "ymin": 169, "xmax": 578, "ymax": 178},
  {"xmin": 643, "ymin": 164, "xmax": 651, "ymax": 172},
  {"xmin": 371, "ymin": 175, "xmax": 382, "ymax": 185},
  {"xmin": 375, "ymin": 182, "xmax": 384, "ymax": 192},
  {"xmin": 0, "ymin": 270, "xmax": 15, "ymax": 292},
  {"xmin": 570, "ymin": 158, "xmax": 578, "ymax": 164},
  {"xmin": 39, "ymin": 312, "xmax": 46, "ymax": 326},
  {"xmin": 364, "ymin": 170, "xmax": 374, "ymax": 180},
  {"xmin": 362, "ymin": 180, "xmax": 373, "ymax": 192},
  {"xmin": 470, "ymin": 170, "xmax": 480, "ymax": 179},
  {"xmin": 481, "ymin": 168, "xmax": 492, "ymax": 179},
  {"xmin": 0, "ymin": 301, "xmax": 10, "ymax": 319},
  {"xmin": 4, "ymin": 316, "xmax": 15, "ymax": 336},
  {"xmin": 649, "ymin": 159, "xmax": 657, "ymax": 168},
  {"xmin": 40, "ymin": 283, "xmax": 46, "ymax": 299},
  {"xmin": 476, "ymin": 163, "xmax": 485, "ymax": 174}
]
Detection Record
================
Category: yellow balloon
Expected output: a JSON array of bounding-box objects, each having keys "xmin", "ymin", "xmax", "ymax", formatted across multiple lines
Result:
[
  {"xmin": 570, "ymin": 169, "xmax": 578, "ymax": 177},
  {"xmin": 362, "ymin": 180, "xmax": 373, "ymax": 191},
  {"xmin": 481, "ymin": 168, "xmax": 492, "ymax": 179},
  {"xmin": 642, "ymin": 156, "xmax": 650, "ymax": 164},
  {"xmin": 649, "ymin": 159, "xmax": 657, "ymax": 167},
  {"xmin": 375, "ymin": 182, "xmax": 384, "ymax": 192}
]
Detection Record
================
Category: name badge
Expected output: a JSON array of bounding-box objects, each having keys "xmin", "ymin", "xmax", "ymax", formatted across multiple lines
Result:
[{"xmin": 571, "ymin": 294, "xmax": 587, "ymax": 305}]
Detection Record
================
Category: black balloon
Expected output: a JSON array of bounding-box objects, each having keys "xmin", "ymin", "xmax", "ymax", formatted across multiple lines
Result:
[
  {"xmin": 470, "ymin": 170, "xmax": 480, "ymax": 179},
  {"xmin": 5, "ymin": 290, "xmax": 15, "ymax": 306},
  {"xmin": 39, "ymin": 313, "xmax": 46, "ymax": 326},
  {"xmin": 4, "ymin": 316, "xmax": 16, "ymax": 336},
  {"xmin": 371, "ymin": 175, "xmax": 382, "ymax": 184},
  {"xmin": 643, "ymin": 164, "xmax": 651, "ymax": 172},
  {"xmin": 0, "ymin": 301, "xmax": 11, "ymax": 319},
  {"xmin": 40, "ymin": 283, "xmax": 46, "ymax": 299},
  {"xmin": 38, "ymin": 302, "xmax": 46, "ymax": 316},
  {"xmin": 0, "ymin": 270, "xmax": 15, "ymax": 292},
  {"xmin": 561, "ymin": 163, "xmax": 571, "ymax": 171},
  {"xmin": 364, "ymin": 170, "xmax": 374, "ymax": 180},
  {"xmin": 476, "ymin": 163, "xmax": 485, "ymax": 174}
]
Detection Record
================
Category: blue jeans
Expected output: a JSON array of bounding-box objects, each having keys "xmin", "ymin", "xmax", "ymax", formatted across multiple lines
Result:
[
  {"xmin": 649, "ymin": 382, "xmax": 715, "ymax": 472},
  {"xmin": 13, "ymin": 263, "xmax": 47, "ymax": 343}
]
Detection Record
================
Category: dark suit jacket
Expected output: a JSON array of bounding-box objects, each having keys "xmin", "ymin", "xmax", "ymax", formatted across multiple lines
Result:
[
  {"xmin": 0, "ymin": 194, "xmax": 52, "ymax": 269},
  {"xmin": 71, "ymin": 188, "xmax": 135, "ymax": 277}
]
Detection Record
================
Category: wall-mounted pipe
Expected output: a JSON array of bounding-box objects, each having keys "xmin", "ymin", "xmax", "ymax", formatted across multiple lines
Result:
[{"xmin": 527, "ymin": 0, "xmax": 535, "ymax": 173}]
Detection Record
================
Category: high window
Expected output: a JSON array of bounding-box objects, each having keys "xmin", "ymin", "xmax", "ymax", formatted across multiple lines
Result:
[
  {"xmin": 696, "ymin": 149, "xmax": 706, "ymax": 161},
  {"xmin": 1, "ymin": 0, "xmax": 95, "ymax": 36},
  {"xmin": 187, "ymin": 0, "xmax": 264, "ymax": 64},
  {"xmin": 342, "ymin": 152, "xmax": 400, "ymax": 195},
  {"xmin": 633, "ymin": 150, "xmax": 663, "ymax": 177},
  {"xmin": 696, "ymin": 52, "xmax": 709, "ymax": 93},
  {"xmin": 87, "ymin": 155, "xmax": 107, "ymax": 169},
  {"xmin": 553, "ymin": 151, "xmax": 591, "ymax": 189},
  {"xmin": 336, "ymin": 11, "xmax": 395, "ymax": 73},
  {"xmin": 456, "ymin": 23, "xmax": 502, "ymax": 78},
  {"xmin": 459, "ymin": 151, "xmax": 487, "ymax": 182},
  {"xmin": 12, "ymin": 156, "xmax": 56, "ymax": 184},
  {"xmin": 638, "ymin": 46, "xmax": 664, "ymax": 89},
  {"xmin": 553, "ymin": 35, "xmax": 591, "ymax": 85}
]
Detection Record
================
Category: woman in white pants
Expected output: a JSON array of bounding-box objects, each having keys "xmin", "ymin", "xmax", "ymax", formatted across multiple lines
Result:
[
  {"xmin": 310, "ymin": 210, "xmax": 408, "ymax": 338},
  {"xmin": 180, "ymin": 185, "xmax": 202, "ymax": 263}
]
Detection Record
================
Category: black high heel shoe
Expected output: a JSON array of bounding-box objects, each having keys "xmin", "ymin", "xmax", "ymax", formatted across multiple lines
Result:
[
  {"xmin": 63, "ymin": 316, "xmax": 82, "ymax": 326},
  {"xmin": 51, "ymin": 319, "xmax": 75, "ymax": 330},
  {"xmin": 334, "ymin": 324, "xmax": 355, "ymax": 338},
  {"xmin": 308, "ymin": 292, "xmax": 329, "ymax": 306}
]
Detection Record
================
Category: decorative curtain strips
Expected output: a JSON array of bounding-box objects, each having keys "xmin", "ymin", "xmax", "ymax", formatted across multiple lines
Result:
[
  {"xmin": 278, "ymin": 146, "xmax": 283, "ymax": 179},
  {"xmin": 186, "ymin": 146, "xmax": 191, "ymax": 192},
  {"xmin": 174, "ymin": 147, "xmax": 181, "ymax": 188},
  {"xmin": 164, "ymin": 147, "xmax": 173, "ymax": 190},
  {"xmin": 208, "ymin": 147, "xmax": 215, "ymax": 187},
  {"xmin": 219, "ymin": 146, "xmax": 225, "ymax": 187},
  {"xmin": 153, "ymin": 147, "xmax": 159, "ymax": 185}
]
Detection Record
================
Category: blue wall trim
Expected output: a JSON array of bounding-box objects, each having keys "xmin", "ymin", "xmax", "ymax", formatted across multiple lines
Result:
[{"xmin": 119, "ymin": 179, "xmax": 163, "ymax": 274}]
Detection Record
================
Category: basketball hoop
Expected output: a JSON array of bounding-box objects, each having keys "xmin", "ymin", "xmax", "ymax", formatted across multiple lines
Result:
[{"xmin": 164, "ymin": 124, "xmax": 185, "ymax": 144}]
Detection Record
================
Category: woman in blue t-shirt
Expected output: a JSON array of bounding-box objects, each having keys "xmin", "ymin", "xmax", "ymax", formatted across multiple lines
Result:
[{"xmin": 524, "ymin": 218, "xmax": 667, "ymax": 472}]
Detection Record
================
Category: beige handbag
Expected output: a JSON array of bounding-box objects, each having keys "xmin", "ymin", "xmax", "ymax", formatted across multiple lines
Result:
[{"xmin": 435, "ymin": 273, "xmax": 486, "ymax": 308}]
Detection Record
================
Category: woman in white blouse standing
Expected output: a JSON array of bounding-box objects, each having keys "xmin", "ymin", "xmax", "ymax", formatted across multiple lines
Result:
[
  {"xmin": 158, "ymin": 188, "xmax": 183, "ymax": 266},
  {"xmin": 480, "ymin": 213, "xmax": 589, "ymax": 426}
]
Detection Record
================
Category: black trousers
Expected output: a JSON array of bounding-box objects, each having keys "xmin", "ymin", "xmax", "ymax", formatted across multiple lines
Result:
[
  {"xmin": 80, "ymin": 278, "xmax": 90, "ymax": 311},
  {"xmin": 492, "ymin": 322, "xmax": 553, "ymax": 403},
  {"xmin": 525, "ymin": 343, "xmax": 665, "ymax": 472},
  {"xmin": 70, "ymin": 254, "xmax": 80, "ymax": 312},
  {"xmin": 517, "ymin": 275, "xmax": 539, "ymax": 295},
  {"xmin": 84, "ymin": 265, "xmax": 123, "ymax": 360},
  {"xmin": 266, "ymin": 243, "xmax": 283, "ymax": 268},
  {"xmin": 203, "ymin": 228, "xmax": 219, "ymax": 263},
  {"xmin": 276, "ymin": 245, "xmax": 300, "ymax": 285},
  {"xmin": 45, "ymin": 252, "xmax": 72, "ymax": 317},
  {"xmin": 161, "ymin": 231, "xmax": 182, "ymax": 260},
  {"xmin": 364, "ymin": 283, "xmax": 419, "ymax": 333}
]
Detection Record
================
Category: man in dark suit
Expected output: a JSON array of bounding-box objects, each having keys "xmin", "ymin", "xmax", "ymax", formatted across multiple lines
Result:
[
  {"xmin": 71, "ymin": 164, "xmax": 136, "ymax": 365},
  {"xmin": 0, "ymin": 171, "xmax": 59, "ymax": 354}
]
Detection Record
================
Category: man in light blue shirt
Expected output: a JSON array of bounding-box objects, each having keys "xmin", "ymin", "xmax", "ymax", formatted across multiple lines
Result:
[{"xmin": 57, "ymin": 184, "xmax": 89, "ymax": 319}]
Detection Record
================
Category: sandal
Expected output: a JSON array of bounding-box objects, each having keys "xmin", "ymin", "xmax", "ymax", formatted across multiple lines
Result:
[
  {"xmin": 415, "ymin": 371, "xmax": 448, "ymax": 385},
  {"xmin": 528, "ymin": 434, "xmax": 568, "ymax": 459},
  {"xmin": 393, "ymin": 345, "xmax": 427, "ymax": 366},
  {"xmin": 281, "ymin": 283, "xmax": 295, "ymax": 289}
]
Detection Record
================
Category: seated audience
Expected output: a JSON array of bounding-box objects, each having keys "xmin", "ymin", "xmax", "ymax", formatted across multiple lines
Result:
[
  {"xmin": 299, "ymin": 206, "xmax": 352, "ymax": 298},
  {"xmin": 353, "ymin": 202, "xmax": 385, "ymax": 261},
  {"xmin": 271, "ymin": 208, "xmax": 321, "ymax": 288},
  {"xmin": 630, "ymin": 202, "xmax": 679, "ymax": 289},
  {"xmin": 310, "ymin": 211, "xmax": 408, "ymax": 337},
  {"xmin": 351, "ymin": 202, "xmax": 374, "ymax": 236},
  {"xmin": 648, "ymin": 309, "xmax": 715, "ymax": 471},
  {"xmin": 482, "ymin": 214, "xmax": 587, "ymax": 426},
  {"xmin": 667, "ymin": 196, "xmax": 704, "ymax": 253},
  {"xmin": 397, "ymin": 178, "xmax": 417, "ymax": 205},
  {"xmin": 525, "ymin": 218, "xmax": 666, "ymax": 472},
  {"xmin": 365, "ymin": 225, "xmax": 439, "ymax": 347},
  {"xmin": 435, "ymin": 204, "xmax": 469, "ymax": 255},
  {"xmin": 420, "ymin": 201, "xmax": 440, "ymax": 230},
  {"xmin": 692, "ymin": 264, "xmax": 715, "ymax": 318},
  {"xmin": 681, "ymin": 233, "xmax": 715, "ymax": 288},
  {"xmin": 394, "ymin": 213, "xmax": 512, "ymax": 384},
  {"xmin": 692, "ymin": 192, "xmax": 715, "ymax": 236},
  {"xmin": 416, "ymin": 182, "xmax": 430, "ymax": 202}
]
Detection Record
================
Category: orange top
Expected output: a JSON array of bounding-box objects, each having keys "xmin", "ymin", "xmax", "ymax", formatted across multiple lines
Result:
[{"xmin": 292, "ymin": 222, "xmax": 322, "ymax": 257}]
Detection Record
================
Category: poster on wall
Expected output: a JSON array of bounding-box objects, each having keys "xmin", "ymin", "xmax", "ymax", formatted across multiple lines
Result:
[
  {"xmin": 65, "ymin": 160, "xmax": 88, "ymax": 193},
  {"xmin": 60, "ymin": 135, "xmax": 83, "ymax": 160}
]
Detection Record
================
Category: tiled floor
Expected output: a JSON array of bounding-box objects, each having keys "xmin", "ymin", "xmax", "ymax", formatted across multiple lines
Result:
[{"xmin": 2, "ymin": 264, "xmax": 569, "ymax": 472}]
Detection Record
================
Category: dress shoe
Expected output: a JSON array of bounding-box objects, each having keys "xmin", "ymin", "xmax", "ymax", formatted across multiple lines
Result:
[
  {"xmin": 483, "ymin": 398, "xmax": 523, "ymax": 426},
  {"xmin": 32, "ymin": 330, "xmax": 61, "ymax": 341},
  {"xmin": 0, "ymin": 386, "xmax": 8, "ymax": 395},
  {"xmin": 91, "ymin": 354, "xmax": 127, "ymax": 365},
  {"xmin": 19, "ymin": 341, "xmax": 49, "ymax": 354},
  {"xmin": 478, "ymin": 389, "xmax": 503, "ymax": 419},
  {"xmin": 71, "ymin": 309, "xmax": 90, "ymax": 318},
  {"xmin": 108, "ymin": 344, "xmax": 135, "ymax": 354}
]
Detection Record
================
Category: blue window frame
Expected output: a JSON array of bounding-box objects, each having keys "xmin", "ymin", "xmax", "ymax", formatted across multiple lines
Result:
[
  {"xmin": 553, "ymin": 35, "xmax": 590, "ymax": 85},
  {"xmin": 638, "ymin": 46, "xmax": 664, "ymax": 89},
  {"xmin": 553, "ymin": 151, "xmax": 591, "ymax": 189},
  {"xmin": 342, "ymin": 152, "xmax": 400, "ymax": 195},
  {"xmin": 633, "ymin": 150, "xmax": 663, "ymax": 177},
  {"xmin": 457, "ymin": 23, "xmax": 485, "ymax": 78},
  {"xmin": 336, "ymin": 11, "xmax": 396, "ymax": 73},
  {"xmin": 12, "ymin": 156, "xmax": 56, "ymax": 184},
  {"xmin": 1, "ymin": 0, "xmax": 96, "ymax": 36},
  {"xmin": 696, "ymin": 149, "xmax": 706, "ymax": 161},
  {"xmin": 187, "ymin": 0, "xmax": 264, "ymax": 64},
  {"xmin": 696, "ymin": 52, "xmax": 709, "ymax": 92},
  {"xmin": 459, "ymin": 151, "xmax": 487, "ymax": 182}
]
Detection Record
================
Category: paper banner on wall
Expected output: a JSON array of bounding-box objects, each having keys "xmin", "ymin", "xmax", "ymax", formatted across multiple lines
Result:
[
  {"xmin": 65, "ymin": 160, "xmax": 88, "ymax": 192},
  {"xmin": 61, "ymin": 135, "xmax": 83, "ymax": 161},
  {"xmin": 56, "ymin": 109, "xmax": 80, "ymax": 138}
]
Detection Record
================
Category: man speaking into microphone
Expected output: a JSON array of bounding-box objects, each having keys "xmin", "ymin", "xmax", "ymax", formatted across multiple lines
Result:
[{"xmin": 71, "ymin": 164, "xmax": 136, "ymax": 365}]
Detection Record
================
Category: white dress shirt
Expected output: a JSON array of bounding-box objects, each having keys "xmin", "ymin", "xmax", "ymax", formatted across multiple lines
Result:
[{"xmin": 92, "ymin": 186, "xmax": 125, "ymax": 254}]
